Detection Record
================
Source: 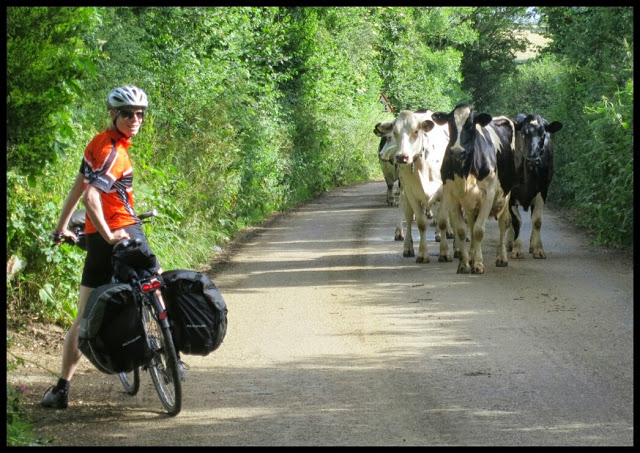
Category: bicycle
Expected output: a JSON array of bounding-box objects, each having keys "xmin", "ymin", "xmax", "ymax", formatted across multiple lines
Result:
[{"xmin": 53, "ymin": 209, "xmax": 183, "ymax": 416}]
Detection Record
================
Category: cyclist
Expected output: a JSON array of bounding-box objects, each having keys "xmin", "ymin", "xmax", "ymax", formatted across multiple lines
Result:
[{"xmin": 42, "ymin": 85, "xmax": 176, "ymax": 409}]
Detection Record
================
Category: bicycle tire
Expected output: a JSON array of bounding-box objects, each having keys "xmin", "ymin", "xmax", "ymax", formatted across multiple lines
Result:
[
  {"xmin": 142, "ymin": 301, "xmax": 182, "ymax": 416},
  {"xmin": 118, "ymin": 368, "xmax": 140, "ymax": 395}
]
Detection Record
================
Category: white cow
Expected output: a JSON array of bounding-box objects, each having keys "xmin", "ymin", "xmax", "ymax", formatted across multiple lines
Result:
[{"xmin": 374, "ymin": 110, "xmax": 453, "ymax": 262}]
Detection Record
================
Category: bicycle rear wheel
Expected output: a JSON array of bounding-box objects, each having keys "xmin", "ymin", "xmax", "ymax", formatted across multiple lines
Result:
[
  {"xmin": 142, "ymin": 301, "xmax": 182, "ymax": 416},
  {"xmin": 118, "ymin": 368, "xmax": 140, "ymax": 395}
]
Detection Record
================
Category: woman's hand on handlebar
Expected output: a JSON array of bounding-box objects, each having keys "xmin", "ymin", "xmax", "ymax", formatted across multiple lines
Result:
[{"xmin": 51, "ymin": 228, "xmax": 77, "ymax": 246}]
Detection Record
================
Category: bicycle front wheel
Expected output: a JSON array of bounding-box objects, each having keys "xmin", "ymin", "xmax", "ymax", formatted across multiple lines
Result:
[
  {"xmin": 142, "ymin": 302, "xmax": 182, "ymax": 416},
  {"xmin": 118, "ymin": 368, "xmax": 140, "ymax": 395}
]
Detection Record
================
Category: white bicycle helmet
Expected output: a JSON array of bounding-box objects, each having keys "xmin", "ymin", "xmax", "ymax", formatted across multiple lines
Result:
[{"xmin": 107, "ymin": 85, "xmax": 148, "ymax": 110}]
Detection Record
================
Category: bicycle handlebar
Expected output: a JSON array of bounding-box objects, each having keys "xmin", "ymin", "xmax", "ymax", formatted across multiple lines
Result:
[{"xmin": 51, "ymin": 209, "xmax": 157, "ymax": 248}]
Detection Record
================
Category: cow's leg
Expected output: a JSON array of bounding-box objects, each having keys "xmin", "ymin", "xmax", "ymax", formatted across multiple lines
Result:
[
  {"xmin": 382, "ymin": 165, "xmax": 396, "ymax": 206},
  {"xmin": 530, "ymin": 193, "xmax": 546, "ymax": 259},
  {"xmin": 496, "ymin": 200, "xmax": 511, "ymax": 267},
  {"xmin": 446, "ymin": 213, "xmax": 455, "ymax": 239},
  {"xmin": 469, "ymin": 191, "xmax": 498, "ymax": 274},
  {"xmin": 384, "ymin": 175, "xmax": 395, "ymax": 206},
  {"xmin": 393, "ymin": 179, "xmax": 402, "ymax": 206},
  {"xmin": 432, "ymin": 202, "xmax": 441, "ymax": 242},
  {"xmin": 402, "ymin": 197, "xmax": 415, "ymax": 258},
  {"xmin": 464, "ymin": 209, "xmax": 480, "ymax": 273},
  {"xmin": 437, "ymin": 201, "xmax": 453, "ymax": 263},
  {"xmin": 415, "ymin": 207, "xmax": 430, "ymax": 263},
  {"xmin": 394, "ymin": 192, "xmax": 405, "ymax": 241},
  {"xmin": 509, "ymin": 203, "xmax": 524, "ymax": 259},
  {"xmin": 386, "ymin": 185, "xmax": 394, "ymax": 206},
  {"xmin": 448, "ymin": 199, "xmax": 470, "ymax": 273},
  {"xmin": 506, "ymin": 199, "xmax": 516, "ymax": 250},
  {"xmin": 450, "ymin": 206, "xmax": 464, "ymax": 258}
]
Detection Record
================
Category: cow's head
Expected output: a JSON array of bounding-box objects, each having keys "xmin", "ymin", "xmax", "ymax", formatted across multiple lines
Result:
[
  {"xmin": 515, "ymin": 113, "xmax": 563, "ymax": 170},
  {"xmin": 374, "ymin": 122, "xmax": 397, "ymax": 162},
  {"xmin": 433, "ymin": 104, "xmax": 492, "ymax": 163},
  {"xmin": 386, "ymin": 110, "xmax": 436, "ymax": 166}
]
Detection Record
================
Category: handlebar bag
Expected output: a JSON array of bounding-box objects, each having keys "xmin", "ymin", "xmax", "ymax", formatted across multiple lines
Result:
[
  {"xmin": 78, "ymin": 283, "xmax": 151, "ymax": 374},
  {"xmin": 161, "ymin": 270, "xmax": 228, "ymax": 356}
]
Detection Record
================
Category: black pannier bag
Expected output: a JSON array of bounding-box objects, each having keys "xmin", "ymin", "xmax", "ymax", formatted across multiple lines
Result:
[
  {"xmin": 78, "ymin": 283, "xmax": 151, "ymax": 374},
  {"xmin": 161, "ymin": 270, "xmax": 228, "ymax": 356}
]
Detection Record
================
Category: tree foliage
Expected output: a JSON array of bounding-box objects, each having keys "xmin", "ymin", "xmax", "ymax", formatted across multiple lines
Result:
[
  {"xmin": 459, "ymin": 7, "xmax": 530, "ymax": 112},
  {"xmin": 537, "ymin": 7, "xmax": 632, "ymax": 247},
  {"xmin": 376, "ymin": 7, "xmax": 473, "ymax": 111},
  {"xmin": 6, "ymin": 7, "xmax": 100, "ymax": 175}
]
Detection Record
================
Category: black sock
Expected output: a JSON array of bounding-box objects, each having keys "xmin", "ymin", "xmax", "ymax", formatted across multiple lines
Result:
[{"xmin": 56, "ymin": 378, "xmax": 69, "ymax": 393}]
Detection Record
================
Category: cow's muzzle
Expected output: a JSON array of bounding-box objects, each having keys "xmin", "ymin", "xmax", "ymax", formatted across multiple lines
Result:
[
  {"xmin": 394, "ymin": 155, "xmax": 410, "ymax": 165},
  {"xmin": 451, "ymin": 149, "xmax": 468, "ymax": 162},
  {"xmin": 526, "ymin": 156, "xmax": 542, "ymax": 169}
]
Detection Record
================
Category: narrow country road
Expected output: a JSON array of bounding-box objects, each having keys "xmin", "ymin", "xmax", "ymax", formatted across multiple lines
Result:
[{"xmin": 11, "ymin": 181, "xmax": 633, "ymax": 446}]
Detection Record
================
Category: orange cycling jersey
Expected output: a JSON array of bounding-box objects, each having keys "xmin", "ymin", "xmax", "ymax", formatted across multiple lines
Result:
[{"xmin": 80, "ymin": 128, "xmax": 138, "ymax": 234}]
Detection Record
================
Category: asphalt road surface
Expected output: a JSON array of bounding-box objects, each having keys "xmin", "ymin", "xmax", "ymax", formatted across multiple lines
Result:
[{"xmin": 13, "ymin": 181, "xmax": 633, "ymax": 446}]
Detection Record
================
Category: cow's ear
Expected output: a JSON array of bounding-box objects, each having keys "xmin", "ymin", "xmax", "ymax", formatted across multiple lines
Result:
[
  {"xmin": 374, "ymin": 122, "xmax": 393, "ymax": 137},
  {"xmin": 515, "ymin": 113, "xmax": 527, "ymax": 129},
  {"xmin": 547, "ymin": 121, "xmax": 563, "ymax": 134},
  {"xmin": 420, "ymin": 120, "xmax": 435, "ymax": 133},
  {"xmin": 475, "ymin": 113, "xmax": 492, "ymax": 127},
  {"xmin": 431, "ymin": 112, "xmax": 448, "ymax": 126}
]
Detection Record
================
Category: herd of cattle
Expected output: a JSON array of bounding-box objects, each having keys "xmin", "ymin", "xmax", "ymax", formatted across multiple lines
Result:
[{"xmin": 374, "ymin": 103, "xmax": 563, "ymax": 274}]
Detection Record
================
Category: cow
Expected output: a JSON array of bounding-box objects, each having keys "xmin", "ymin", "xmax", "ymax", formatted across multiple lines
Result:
[
  {"xmin": 508, "ymin": 113, "xmax": 563, "ymax": 259},
  {"xmin": 374, "ymin": 110, "xmax": 453, "ymax": 263},
  {"xmin": 377, "ymin": 135, "xmax": 402, "ymax": 207},
  {"xmin": 432, "ymin": 103, "xmax": 517, "ymax": 274}
]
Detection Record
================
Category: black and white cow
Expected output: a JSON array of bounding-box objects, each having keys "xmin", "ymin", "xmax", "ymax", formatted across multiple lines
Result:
[
  {"xmin": 432, "ymin": 103, "xmax": 517, "ymax": 274},
  {"xmin": 374, "ymin": 110, "xmax": 452, "ymax": 262},
  {"xmin": 508, "ymin": 113, "xmax": 563, "ymax": 259}
]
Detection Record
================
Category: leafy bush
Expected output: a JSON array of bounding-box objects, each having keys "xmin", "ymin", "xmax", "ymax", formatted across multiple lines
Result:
[
  {"xmin": 6, "ymin": 383, "xmax": 39, "ymax": 446},
  {"xmin": 572, "ymin": 81, "xmax": 633, "ymax": 246}
]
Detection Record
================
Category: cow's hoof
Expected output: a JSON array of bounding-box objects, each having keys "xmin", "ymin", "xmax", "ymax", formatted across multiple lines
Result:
[
  {"xmin": 510, "ymin": 250, "xmax": 524, "ymax": 259},
  {"xmin": 435, "ymin": 234, "xmax": 441, "ymax": 242},
  {"xmin": 403, "ymin": 250, "xmax": 415, "ymax": 258},
  {"xmin": 472, "ymin": 264, "xmax": 485, "ymax": 274},
  {"xmin": 394, "ymin": 234, "xmax": 404, "ymax": 241},
  {"xmin": 439, "ymin": 254, "xmax": 453, "ymax": 263},
  {"xmin": 453, "ymin": 250, "xmax": 461, "ymax": 259},
  {"xmin": 446, "ymin": 231, "xmax": 455, "ymax": 239},
  {"xmin": 457, "ymin": 264, "xmax": 472, "ymax": 274},
  {"xmin": 495, "ymin": 258, "xmax": 508, "ymax": 267},
  {"xmin": 416, "ymin": 256, "xmax": 430, "ymax": 264},
  {"xmin": 533, "ymin": 250, "xmax": 547, "ymax": 259}
]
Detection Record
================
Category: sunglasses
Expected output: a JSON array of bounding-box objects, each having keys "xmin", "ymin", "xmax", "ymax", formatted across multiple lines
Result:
[{"xmin": 117, "ymin": 109, "xmax": 145, "ymax": 120}]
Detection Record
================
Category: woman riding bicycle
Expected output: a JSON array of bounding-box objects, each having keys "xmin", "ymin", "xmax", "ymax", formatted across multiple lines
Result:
[{"xmin": 42, "ymin": 85, "xmax": 171, "ymax": 409}]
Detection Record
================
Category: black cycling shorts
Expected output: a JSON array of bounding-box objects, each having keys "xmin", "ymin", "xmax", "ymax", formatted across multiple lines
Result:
[{"xmin": 81, "ymin": 223, "xmax": 160, "ymax": 288}]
